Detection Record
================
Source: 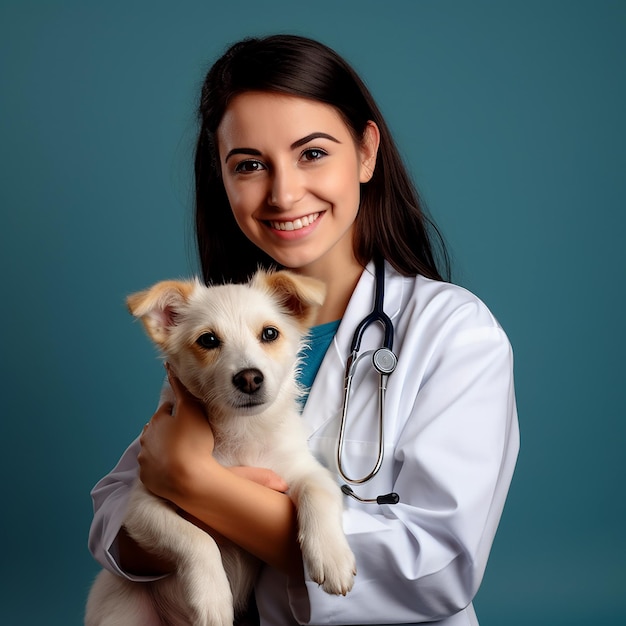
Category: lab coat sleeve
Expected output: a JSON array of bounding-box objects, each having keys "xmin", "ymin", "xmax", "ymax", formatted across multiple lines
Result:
[
  {"xmin": 88, "ymin": 436, "xmax": 163, "ymax": 582},
  {"xmin": 291, "ymin": 314, "xmax": 519, "ymax": 623},
  {"xmin": 89, "ymin": 382, "xmax": 174, "ymax": 581}
]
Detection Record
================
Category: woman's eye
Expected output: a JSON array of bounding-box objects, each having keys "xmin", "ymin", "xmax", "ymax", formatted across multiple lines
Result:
[
  {"xmin": 196, "ymin": 332, "xmax": 221, "ymax": 350},
  {"xmin": 261, "ymin": 326, "xmax": 280, "ymax": 342},
  {"xmin": 301, "ymin": 148, "xmax": 327, "ymax": 162},
  {"xmin": 234, "ymin": 160, "xmax": 265, "ymax": 173}
]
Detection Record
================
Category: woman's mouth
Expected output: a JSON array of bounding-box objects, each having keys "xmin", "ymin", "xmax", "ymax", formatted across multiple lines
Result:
[{"xmin": 268, "ymin": 212, "xmax": 321, "ymax": 232}]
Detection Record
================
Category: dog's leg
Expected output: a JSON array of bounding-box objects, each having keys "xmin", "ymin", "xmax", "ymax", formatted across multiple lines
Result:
[
  {"xmin": 289, "ymin": 468, "xmax": 357, "ymax": 596},
  {"xmin": 85, "ymin": 569, "xmax": 161, "ymax": 626},
  {"xmin": 122, "ymin": 482, "xmax": 235, "ymax": 626},
  {"xmin": 218, "ymin": 541, "xmax": 261, "ymax": 618}
]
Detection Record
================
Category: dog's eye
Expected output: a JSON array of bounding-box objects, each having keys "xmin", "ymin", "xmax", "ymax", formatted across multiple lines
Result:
[
  {"xmin": 261, "ymin": 326, "xmax": 279, "ymax": 343},
  {"xmin": 196, "ymin": 332, "xmax": 220, "ymax": 350}
]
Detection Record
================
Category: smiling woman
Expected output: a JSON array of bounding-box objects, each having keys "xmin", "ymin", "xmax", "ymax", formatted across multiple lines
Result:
[{"xmin": 88, "ymin": 34, "xmax": 519, "ymax": 626}]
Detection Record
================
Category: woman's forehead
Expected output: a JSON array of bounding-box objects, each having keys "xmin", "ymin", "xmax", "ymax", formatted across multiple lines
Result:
[{"xmin": 217, "ymin": 92, "xmax": 350, "ymax": 148}]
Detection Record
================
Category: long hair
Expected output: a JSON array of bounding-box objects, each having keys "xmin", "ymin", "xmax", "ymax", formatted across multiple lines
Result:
[{"xmin": 194, "ymin": 34, "xmax": 450, "ymax": 284}]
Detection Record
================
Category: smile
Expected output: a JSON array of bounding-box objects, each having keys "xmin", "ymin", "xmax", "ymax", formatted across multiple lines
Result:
[{"xmin": 268, "ymin": 212, "xmax": 321, "ymax": 232}]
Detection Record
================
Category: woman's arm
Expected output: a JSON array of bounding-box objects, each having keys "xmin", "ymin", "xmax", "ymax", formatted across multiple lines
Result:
[
  {"xmin": 89, "ymin": 371, "xmax": 302, "ymax": 580},
  {"xmin": 114, "ymin": 467, "xmax": 296, "ymax": 577}
]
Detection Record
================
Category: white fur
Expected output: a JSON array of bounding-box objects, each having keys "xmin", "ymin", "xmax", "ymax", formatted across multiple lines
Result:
[{"xmin": 85, "ymin": 270, "xmax": 356, "ymax": 626}]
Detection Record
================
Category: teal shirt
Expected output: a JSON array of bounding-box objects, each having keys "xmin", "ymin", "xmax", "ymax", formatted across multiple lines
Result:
[{"xmin": 298, "ymin": 319, "xmax": 340, "ymax": 407}]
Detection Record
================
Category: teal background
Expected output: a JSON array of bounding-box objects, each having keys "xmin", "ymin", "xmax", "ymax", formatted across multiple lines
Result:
[{"xmin": 1, "ymin": 1, "xmax": 624, "ymax": 624}]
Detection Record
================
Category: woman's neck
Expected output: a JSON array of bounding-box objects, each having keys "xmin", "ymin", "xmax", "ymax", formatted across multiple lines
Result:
[{"xmin": 297, "ymin": 257, "xmax": 364, "ymax": 325}]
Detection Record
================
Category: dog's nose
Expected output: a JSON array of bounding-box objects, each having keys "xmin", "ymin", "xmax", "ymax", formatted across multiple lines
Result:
[{"xmin": 232, "ymin": 368, "xmax": 264, "ymax": 394}]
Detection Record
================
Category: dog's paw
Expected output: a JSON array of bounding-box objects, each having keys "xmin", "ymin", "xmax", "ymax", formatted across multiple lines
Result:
[{"xmin": 301, "ymin": 532, "xmax": 356, "ymax": 596}]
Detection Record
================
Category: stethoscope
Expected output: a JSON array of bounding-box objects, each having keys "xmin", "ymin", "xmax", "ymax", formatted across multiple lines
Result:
[{"xmin": 338, "ymin": 259, "xmax": 400, "ymax": 505}]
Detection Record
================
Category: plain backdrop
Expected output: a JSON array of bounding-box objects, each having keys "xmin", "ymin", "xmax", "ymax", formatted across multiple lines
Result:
[{"xmin": 1, "ymin": 1, "xmax": 624, "ymax": 624}]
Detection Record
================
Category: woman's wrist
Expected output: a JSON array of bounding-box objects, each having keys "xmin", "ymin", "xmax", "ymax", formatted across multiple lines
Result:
[{"xmin": 164, "ymin": 453, "xmax": 221, "ymax": 512}]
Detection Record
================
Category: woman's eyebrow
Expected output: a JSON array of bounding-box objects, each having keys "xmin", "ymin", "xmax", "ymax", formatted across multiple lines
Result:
[
  {"xmin": 225, "ymin": 147, "xmax": 262, "ymax": 163},
  {"xmin": 291, "ymin": 132, "xmax": 340, "ymax": 149}
]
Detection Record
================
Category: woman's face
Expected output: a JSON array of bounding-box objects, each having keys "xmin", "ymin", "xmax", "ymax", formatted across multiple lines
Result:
[{"xmin": 216, "ymin": 92, "xmax": 379, "ymax": 276}]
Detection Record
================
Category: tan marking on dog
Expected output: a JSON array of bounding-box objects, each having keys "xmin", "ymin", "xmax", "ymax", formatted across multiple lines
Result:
[
  {"xmin": 189, "ymin": 331, "xmax": 222, "ymax": 366},
  {"xmin": 127, "ymin": 280, "xmax": 196, "ymax": 346},
  {"xmin": 254, "ymin": 271, "xmax": 326, "ymax": 329}
]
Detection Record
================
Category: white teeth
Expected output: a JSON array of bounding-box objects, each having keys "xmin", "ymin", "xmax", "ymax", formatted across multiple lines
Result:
[{"xmin": 270, "ymin": 212, "xmax": 320, "ymax": 231}]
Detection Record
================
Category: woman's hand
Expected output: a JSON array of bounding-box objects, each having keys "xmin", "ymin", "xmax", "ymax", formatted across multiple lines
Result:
[{"xmin": 138, "ymin": 364, "xmax": 216, "ymax": 503}]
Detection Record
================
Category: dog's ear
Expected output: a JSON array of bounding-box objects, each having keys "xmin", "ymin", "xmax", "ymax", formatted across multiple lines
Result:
[
  {"xmin": 126, "ymin": 280, "xmax": 196, "ymax": 345},
  {"xmin": 253, "ymin": 270, "xmax": 326, "ymax": 328}
]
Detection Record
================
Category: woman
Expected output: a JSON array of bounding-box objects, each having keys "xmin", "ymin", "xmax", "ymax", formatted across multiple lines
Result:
[{"xmin": 89, "ymin": 35, "xmax": 519, "ymax": 625}]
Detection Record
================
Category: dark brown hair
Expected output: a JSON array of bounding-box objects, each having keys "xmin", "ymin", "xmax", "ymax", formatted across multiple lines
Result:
[{"xmin": 194, "ymin": 34, "xmax": 450, "ymax": 284}]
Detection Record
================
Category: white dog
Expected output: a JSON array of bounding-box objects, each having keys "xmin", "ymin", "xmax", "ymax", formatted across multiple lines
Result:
[{"xmin": 86, "ymin": 269, "xmax": 356, "ymax": 626}]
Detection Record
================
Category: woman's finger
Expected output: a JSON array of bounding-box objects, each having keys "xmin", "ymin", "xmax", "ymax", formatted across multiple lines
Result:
[
  {"xmin": 141, "ymin": 400, "xmax": 173, "ymax": 435},
  {"xmin": 165, "ymin": 363, "xmax": 199, "ymax": 406},
  {"xmin": 165, "ymin": 362, "xmax": 183, "ymax": 397},
  {"xmin": 162, "ymin": 363, "xmax": 207, "ymax": 426}
]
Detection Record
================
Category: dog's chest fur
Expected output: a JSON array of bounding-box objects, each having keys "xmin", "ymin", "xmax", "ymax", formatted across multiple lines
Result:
[{"xmin": 208, "ymin": 409, "xmax": 288, "ymax": 469}]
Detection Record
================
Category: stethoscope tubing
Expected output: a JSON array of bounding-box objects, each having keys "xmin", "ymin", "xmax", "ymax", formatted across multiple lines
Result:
[
  {"xmin": 337, "ymin": 349, "xmax": 387, "ymax": 485},
  {"xmin": 336, "ymin": 260, "xmax": 398, "ymax": 497},
  {"xmin": 348, "ymin": 259, "xmax": 394, "ymax": 354}
]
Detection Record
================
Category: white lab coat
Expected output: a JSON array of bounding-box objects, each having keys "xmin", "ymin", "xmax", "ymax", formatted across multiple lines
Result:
[{"xmin": 89, "ymin": 261, "xmax": 519, "ymax": 626}]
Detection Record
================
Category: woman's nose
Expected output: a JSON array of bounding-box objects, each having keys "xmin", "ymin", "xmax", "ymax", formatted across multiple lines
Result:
[{"xmin": 268, "ymin": 164, "xmax": 304, "ymax": 210}]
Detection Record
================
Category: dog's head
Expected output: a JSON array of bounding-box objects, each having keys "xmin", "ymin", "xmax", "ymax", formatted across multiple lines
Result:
[{"xmin": 127, "ymin": 270, "xmax": 325, "ymax": 417}]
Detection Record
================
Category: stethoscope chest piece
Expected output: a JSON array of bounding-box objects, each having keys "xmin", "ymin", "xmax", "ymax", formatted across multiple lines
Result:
[{"xmin": 373, "ymin": 347, "xmax": 397, "ymax": 375}]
